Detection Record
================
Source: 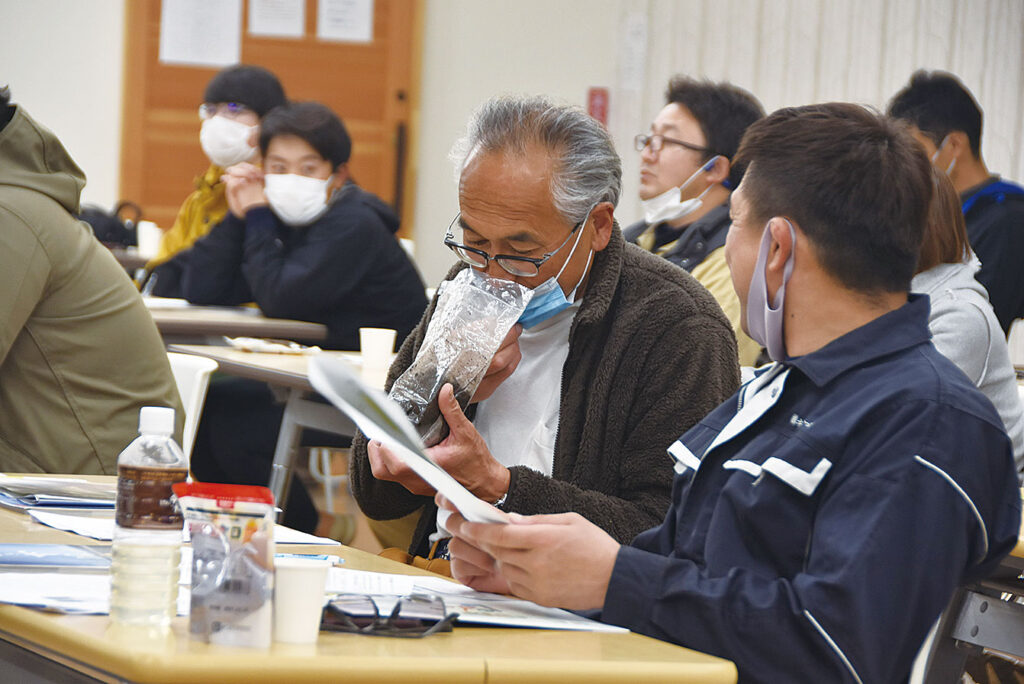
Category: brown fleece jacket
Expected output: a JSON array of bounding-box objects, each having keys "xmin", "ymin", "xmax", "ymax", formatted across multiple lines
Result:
[{"xmin": 350, "ymin": 225, "xmax": 740, "ymax": 555}]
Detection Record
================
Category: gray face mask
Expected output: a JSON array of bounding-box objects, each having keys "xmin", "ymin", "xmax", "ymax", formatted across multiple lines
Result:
[{"xmin": 745, "ymin": 219, "xmax": 796, "ymax": 362}]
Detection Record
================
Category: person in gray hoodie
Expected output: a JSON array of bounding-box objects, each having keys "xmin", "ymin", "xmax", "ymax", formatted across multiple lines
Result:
[
  {"xmin": 0, "ymin": 87, "xmax": 182, "ymax": 474},
  {"xmin": 912, "ymin": 170, "xmax": 1024, "ymax": 475}
]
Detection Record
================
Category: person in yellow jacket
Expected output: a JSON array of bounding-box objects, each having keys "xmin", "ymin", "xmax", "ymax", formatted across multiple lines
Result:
[
  {"xmin": 145, "ymin": 65, "xmax": 286, "ymax": 297},
  {"xmin": 624, "ymin": 76, "xmax": 764, "ymax": 366}
]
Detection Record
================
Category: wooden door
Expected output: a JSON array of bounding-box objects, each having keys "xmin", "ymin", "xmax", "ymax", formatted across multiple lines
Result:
[{"xmin": 120, "ymin": 0, "xmax": 422, "ymax": 235}]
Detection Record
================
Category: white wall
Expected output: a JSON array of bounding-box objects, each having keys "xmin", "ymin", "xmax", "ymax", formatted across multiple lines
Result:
[
  {"xmin": 4, "ymin": 0, "xmax": 1022, "ymax": 288},
  {"xmin": 411, "ymin": 0, "xmax": 624, "ymax": 286},
  {"xmin": 0, "ymin": 0, "xmax": 125, "ymax": 210}
]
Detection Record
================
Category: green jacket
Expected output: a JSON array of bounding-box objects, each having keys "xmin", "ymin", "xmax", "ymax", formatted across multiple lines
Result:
[{"xmin": 0, "ymin": 104, "xmax": 182, "ymax": 474}]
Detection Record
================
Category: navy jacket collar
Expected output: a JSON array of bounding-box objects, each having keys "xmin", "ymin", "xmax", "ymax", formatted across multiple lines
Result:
[{"xmin": 785, "ymin": 294, "xmax": 931, "ymax": 387}]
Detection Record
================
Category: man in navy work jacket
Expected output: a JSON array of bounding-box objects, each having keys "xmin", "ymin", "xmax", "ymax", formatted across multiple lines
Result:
[{"xmin": 438, "ymin": 103, "xmax": 1022, "ymax": 683}]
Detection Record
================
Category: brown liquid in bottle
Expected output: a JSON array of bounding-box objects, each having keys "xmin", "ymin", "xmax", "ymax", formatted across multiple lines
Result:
[{"xmin": 115, "ymin": 465, "xmax": 188, "ymax": 528}]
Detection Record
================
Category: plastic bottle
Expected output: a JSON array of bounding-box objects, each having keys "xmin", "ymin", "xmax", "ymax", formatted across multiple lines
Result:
[{"xmin": 110, "ymin": 406, "xmax": 187, "ymax": 631}]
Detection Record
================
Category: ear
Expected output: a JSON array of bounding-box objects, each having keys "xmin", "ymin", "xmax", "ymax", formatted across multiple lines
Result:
[
  {"xmin": 765, "ymin": 217, "xmax": 796, "ymax": 278},
  {"xmin": 704, "ymin": 156, "xmax": 731, "ymax": 185},
  {"xmin": 247, "ymin": 127, "xmax": 259, "ymax": 148},
  {"xmin": 947, "ymin": 131, "xmax": 972, "ymax": 161},
  {"xmin": 331, "ymin": 164, "xmax": 349, "ymax": 190},
  {"xmin": 589, "ymin": 201, "xmax": 614, "ymax": 251}
]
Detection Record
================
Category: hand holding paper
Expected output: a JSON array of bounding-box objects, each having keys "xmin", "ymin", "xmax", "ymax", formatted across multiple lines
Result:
[
  {"xmin": 369, "ymin": 384, "xmax": 510, "ymax": 503},
  {"xmin": 438, "ymin": 493, "xmax": 621, "ymax": 612},
  {"xmin": 308, "ymin": 355, "xmax": 508, "ymax": 524}
]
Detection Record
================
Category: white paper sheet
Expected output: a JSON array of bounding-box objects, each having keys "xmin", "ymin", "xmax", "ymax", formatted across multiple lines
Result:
[
  {"xmin": 0, "ymin": 572, "xmax": 190, "ymax": 615},
  {"xmin": 317, "ymin": 0, "xmax": 374, "ymax": 43},
  {"xmin": 142, "ymin": 296, "xmax": 192, "ymax": 309},
  {"xmin": 28, "ymin": 511, "xmax": 339, "ymax": 545},
  {"xmin": 249, "ymin": 0, "xmax": 305, "ymax": 38},
  {"xmin": 308, "ymin": 356, "xmax": 508, "ymax": 525},
  {"xmin": 325, "ymin": 568, "xmax": 626, "ymax": 633},
  {"xmin": 159, "ymin": 0, "xmax": 242, "ymax": 67}
]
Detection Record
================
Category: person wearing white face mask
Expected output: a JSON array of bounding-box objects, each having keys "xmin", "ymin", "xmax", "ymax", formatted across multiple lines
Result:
[
  {"xmin": 144, "ymin": 65, "xmax": 286, "ymax": 297},
  {"xmin": 437, "ymin": 103, "xmax": 1021, "ymax": 684},
  {"xmin": 624, "ymin": 76, "xmax": 764, "ymax": 365},
  {"xmin": 180, "ymin": 102, "xmax": 427, "ymax": 539},
  {"xmin": 349, "ymin": 95, "xmax": 739, "ymax": 568},
  {"xmin": 888, "ymin": 70, "xmax": 1024, "ymax": 335}
]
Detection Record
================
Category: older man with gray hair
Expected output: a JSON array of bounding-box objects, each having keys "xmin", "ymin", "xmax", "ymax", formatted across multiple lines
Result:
[{"xmin": 350, "ymin": 95, "xmax": 739, "ymax": 564}]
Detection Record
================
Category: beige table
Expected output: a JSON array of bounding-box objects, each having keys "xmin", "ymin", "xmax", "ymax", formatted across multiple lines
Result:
[
  {"xmin": 0, "ymin": 499, "xmax": 737, "ymax": 684},
  {"xmin": 168, "ymin": 345, "xmax": 371, "ymax": 514},
  {"xmin": 148, "ymin": 303, "xmax": 327, "ymax": 344}
]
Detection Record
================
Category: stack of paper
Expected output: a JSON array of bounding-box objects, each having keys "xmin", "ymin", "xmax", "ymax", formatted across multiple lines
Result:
[
  {"xmin": 325, "ymin": 568, "xmax": 625, "ymax": 633},
  {"xmin": 26, "ymin": 509, "xmax": 339, "ymax": 546},
  {"xmin": 0, "ymin": 476, "xmax": 116, "ymax": 510}
]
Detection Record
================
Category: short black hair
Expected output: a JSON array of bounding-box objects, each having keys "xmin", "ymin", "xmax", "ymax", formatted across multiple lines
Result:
[
  {"xmin": 665, "ymin": 76, "xmax": 765, "ymax": 188},
  {"xmin": 735, "ymin": 103, "xmax": 932, "ymax": 294},
  {"xmin": 259, "ymin": 102, "xmax": 351, "ymax": 169},
  {"xmin": 204, "ymin": 65, "xmax": 287, "ymax": 118},
  {"xmin": 886, "ymin": 70, "xmax": 983, "ymax": 158}
]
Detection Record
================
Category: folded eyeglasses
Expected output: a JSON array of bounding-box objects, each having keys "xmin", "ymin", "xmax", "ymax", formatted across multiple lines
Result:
[{"xmin": 321, "ymin": 593, "xmax": 458, "ymax": 638}]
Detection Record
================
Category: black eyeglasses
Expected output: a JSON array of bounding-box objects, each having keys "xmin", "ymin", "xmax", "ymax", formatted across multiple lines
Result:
[
  {"xmin": 198, "ymin": 102, "xmax": 254, "ymax": 121},
  {"xmin": 634, "ymin": 133, "xmax": 708, "ymax": 155},
  {"xmin": 444, "ymin": 213, "xmax": 584, "ymax": 277},
  {"xmin": 321, "ymin": 593, "xmax": 458, "ymax": 638}
]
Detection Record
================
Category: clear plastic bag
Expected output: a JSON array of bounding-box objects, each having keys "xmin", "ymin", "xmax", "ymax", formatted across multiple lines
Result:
[
  {"xmin": 389, "ymin": 268, "xmax": 533, "ymax": 447},
  {"xmin": 173, "ymin": 482, "xmax": 275, "ymax": 649}
]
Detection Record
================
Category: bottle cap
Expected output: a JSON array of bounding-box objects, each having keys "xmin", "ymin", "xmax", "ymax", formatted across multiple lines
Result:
[{"xmin": 138, "ymin": 406, "xmax": 175, "ymax": 436}]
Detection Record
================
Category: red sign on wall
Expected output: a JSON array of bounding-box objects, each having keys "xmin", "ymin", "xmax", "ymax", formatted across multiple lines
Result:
[{"xmin": 587, "ymin": 87, "xmax": 610, "ymax": 127}]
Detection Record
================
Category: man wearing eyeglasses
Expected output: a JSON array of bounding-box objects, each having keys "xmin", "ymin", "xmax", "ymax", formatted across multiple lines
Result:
[
  {"xmin": 144, "ymin": 65, "xmax": 287, "ymax": 297},
  {"xmin": 440, "ymin": 104, "xmax": 1022, "ymax": 683},
  {"xmin": 349, "ymin": 95, "xmax": 740, "ymax": 564},
  {"xmin": 626, "ymin": 77, "xmax": 764, "ymax": 365}
]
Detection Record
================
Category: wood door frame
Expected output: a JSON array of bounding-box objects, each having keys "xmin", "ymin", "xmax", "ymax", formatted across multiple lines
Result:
[{"xmin": 118, "ymin": 0, "xmax": 424, "ymax": 238}]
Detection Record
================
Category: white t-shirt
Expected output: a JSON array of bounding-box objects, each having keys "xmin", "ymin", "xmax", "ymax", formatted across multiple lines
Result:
[
  {"xmin": 473, "ymin": 301, "xmax": 580, "ymax": 476},
  {"xmin": 432, "ymin": 301, "xmax": 580, "ymax": 542}
]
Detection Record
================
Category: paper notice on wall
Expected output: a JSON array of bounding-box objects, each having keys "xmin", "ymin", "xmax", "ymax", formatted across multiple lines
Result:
[
  {"xmin": 317, "ymin": 0, "xmax": 374, "ymax": 43},
  {"xmin": 249, "ymin": 0, "xmax": 305, "ymax": 39},
  {"xmin": 159, "ymin": 0, "xmax": 242, "ymax": 68}
]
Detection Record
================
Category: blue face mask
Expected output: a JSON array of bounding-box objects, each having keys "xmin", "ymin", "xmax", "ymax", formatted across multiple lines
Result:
[{"xmin": 518, "ymin": 213, "xmax": 593, "ymax": 329}]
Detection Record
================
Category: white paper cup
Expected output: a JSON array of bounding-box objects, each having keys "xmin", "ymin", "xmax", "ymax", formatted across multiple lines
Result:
[
  {"xmin": 359, "ymin": 327, "xmax": 397, "ymax": 369},
  {"xmin": 135, "ymin": 220, "xmax": 162, "ymax": 258},
  {"xmin": 272, "ymin": 557, "xmax": 330, "ymax": 644}
]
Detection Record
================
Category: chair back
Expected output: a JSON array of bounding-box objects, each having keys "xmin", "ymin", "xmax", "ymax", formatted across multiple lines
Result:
[{"xmin": 166, "ymin": 352, "xmax": 218, "ymax": 465}]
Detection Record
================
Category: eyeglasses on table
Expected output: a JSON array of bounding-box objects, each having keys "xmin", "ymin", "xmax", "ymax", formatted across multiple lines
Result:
[{"xmin": 321, "ymin": 593, "xmax": 458, "ymax": 638}]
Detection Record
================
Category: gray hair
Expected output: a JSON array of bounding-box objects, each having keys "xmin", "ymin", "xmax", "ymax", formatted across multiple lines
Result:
[{"xmin": 450, "ymin": 95, "xmax": 622, "ymax": 225}]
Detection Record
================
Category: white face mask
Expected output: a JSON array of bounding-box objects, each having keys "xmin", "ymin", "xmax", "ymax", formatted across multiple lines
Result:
[
  {"xmin": 200, "ymin": 116, "xmax": 257, "ymax": 168},
  {"xmin": 640, "ymin": 156, "xmax": 722, "ymax": 225},
  {"xmin": 264, "ymin": 173, "xmax": 333, "ymax": 227}
]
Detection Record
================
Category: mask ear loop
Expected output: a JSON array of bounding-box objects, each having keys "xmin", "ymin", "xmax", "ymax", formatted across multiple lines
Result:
[
  {"xmin": 555, "ymin": 204, "xmax": 599, "ymax": 299},
  {"xmin": 680, "ymin": 155, "xmax": 724, "ymax": 208},
  {"xmin": 930, "ymin": 135, "xmax": 957, "ymax": 175}
]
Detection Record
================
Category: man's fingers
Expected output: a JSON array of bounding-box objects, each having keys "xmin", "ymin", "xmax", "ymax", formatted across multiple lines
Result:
[
  {"xmin": 448, "ymin": 536, "xmax": 496, "ymax": 573},
  {"xmin": 367, "ymin": 440, "xmax": 397, "ymax": 480},
  {"xmin": 368, "ymin": 440, "xmax": 434, "ymax": 494},
  {"xmin": 436, "ymin": 383, "xmax": 472, "ymax": 430},
  {"xmin": 507, "ymin": 511, "xmax": 581, "ymax": 526}
]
